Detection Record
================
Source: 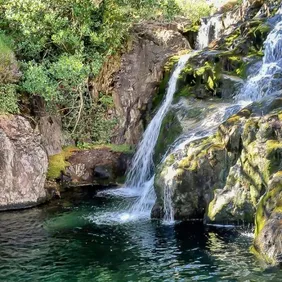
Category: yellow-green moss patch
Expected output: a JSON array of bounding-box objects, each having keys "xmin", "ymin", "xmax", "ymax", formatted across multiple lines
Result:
[{"xmin": 47, "ymin": 147, "xmax": 77, "ymax": 180}]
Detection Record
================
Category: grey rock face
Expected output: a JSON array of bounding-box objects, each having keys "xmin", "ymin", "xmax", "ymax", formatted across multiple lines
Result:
[
  {"xmin": 95, "ymin": 21, "xmax": 190, "ymax": 145},
  {"xmin": 38, "ymin": 115, "xmax": 63, "ymax": 156},
  {"xmin": 0, "ymin": 115, "xmax": 48, "ymax": 210}
]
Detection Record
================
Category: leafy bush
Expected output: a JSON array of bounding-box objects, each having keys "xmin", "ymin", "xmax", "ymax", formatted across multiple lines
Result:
[
  {"xmin": 22, "ymin": 62, "xmax": 58, "ymax": 102},
  {"xmin": 175, "ymin": 0, "xmax": 212, "ymax": 23},
  {"xmin": 0, "ymin": 84, "xmax": 19, "ymax": 114},
  {"xmin": 0, "ymin": 33, "xmax": 20, "ymax": 84},
  {"xmin": 0, "ymin": 0, "xmax": 213, "ymax": 142}
]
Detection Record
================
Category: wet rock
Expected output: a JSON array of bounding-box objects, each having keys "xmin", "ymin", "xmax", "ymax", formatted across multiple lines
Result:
[
  {"xmin": 153, "ymin": 99, "xmax": 282, "ymax": 224},
  {"xmin": 0, "ymin": 115, "xmax": 48, "ymax": 210},
  {"xmin": 94, "ymin": 165, "xmax": 113, "ymax": 180},
  {"xmin": 220, "ymin": 74, "xmax": 243, "ymax": 98}
]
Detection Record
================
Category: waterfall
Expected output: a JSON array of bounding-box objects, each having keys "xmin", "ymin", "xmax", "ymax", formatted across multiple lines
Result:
[
  {"xmin": 236, "ymin": 8, "xmax": 282, "ymax": 101},
  {"xmin": 196, "ymin": 14, "xmax": 223, "ymax": 49},
  {"xmin": 98, "ymin": 5, "xmax": 282, "ymax": 225},
  {"xmin": 124, "ymin": 53, "xmax": 192, "ymax": 218},
  {"xmin": 161, "ymin": 6, "xmax": 282, "ymax": 222}
]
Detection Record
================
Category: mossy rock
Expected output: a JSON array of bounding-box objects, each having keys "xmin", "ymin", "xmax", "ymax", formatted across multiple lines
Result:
[
  {"xmin": 176, "ymin": 59, "xmax": 221, "ymax": 99},
  {"xmin": 47, "ymin": 147, "xmax": 77, "ymax": 180},
  {"xmin": 253, "ymin": 172, "xmax": 282, "ymax": 265},
  {"xmin": 154, "ymin": 110, "xmax": 182, "ymax": 165}
]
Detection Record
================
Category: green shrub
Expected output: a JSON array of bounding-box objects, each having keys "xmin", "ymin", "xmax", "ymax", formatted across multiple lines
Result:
[
  {"xmin": 0, "ymin": 84, "xmax": 19, "ymax": 114},
  {"xmin": 22, "ymin": 62, "xmax": 58, "ymax": 102},
  {"xmin": 0, "ymin": 0, "xmax": 213, "ymax": 143},
  {"xmin": 0, "ymin": 33, "xmax": 20, "ymax": 84},
  {"xmin": 175, "ymin": 0, "xmax": 212, "ymax": 22}
]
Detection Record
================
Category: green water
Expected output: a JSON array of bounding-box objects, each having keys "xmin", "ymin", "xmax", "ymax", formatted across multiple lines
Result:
[{"xmin": 0, "ymin": 188, "xmax": 281, "ymax": 282}]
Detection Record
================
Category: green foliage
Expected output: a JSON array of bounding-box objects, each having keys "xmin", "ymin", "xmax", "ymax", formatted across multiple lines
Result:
[
  {"xmin": 0, "ymin": 84, "xmax": 19, "ymax": 114},
  {"xmin": 22, "ymin": 62, "xmax": 58, "ymax": 102},
  {"xmin": 64, "ymin": 102, "xmax": 118, "ymax": 144},
  {"xmin": 0, "ymin": 0, "xmax": 212, "ymax": 143},
  {"xmin": 98, "ymin": 94, "xmax": 114, "ymax": 108},
  {"xmin": 0, "ymin": 33, "xmax": 20, "ymax": 84},
  {"xmin": 175, "ymin": 0, "xmax": 212, "ymax": 23}
]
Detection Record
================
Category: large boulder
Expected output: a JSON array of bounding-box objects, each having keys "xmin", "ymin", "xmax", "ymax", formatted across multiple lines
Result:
[
  {"xmin": 95, "ymin": 21, "xmax": 190, "ymax": 145},
  {"xmin": 66, "ymin": 148, "xmax": 132, "ymax": 186},
  {"xmin": 0, "ymin": 115, "xmax": 48, "ymax": 210}
]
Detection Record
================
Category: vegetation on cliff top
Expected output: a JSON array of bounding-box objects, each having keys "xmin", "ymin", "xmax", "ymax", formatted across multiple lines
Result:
[{"xmin": 0, "ymin": 0, "xmax": 212, "ymax": 143}]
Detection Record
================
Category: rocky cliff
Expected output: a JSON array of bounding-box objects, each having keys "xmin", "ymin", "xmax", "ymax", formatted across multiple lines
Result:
[{"xmin": 94, "ymin": 21, "xmax": 190, "ymax": 145}]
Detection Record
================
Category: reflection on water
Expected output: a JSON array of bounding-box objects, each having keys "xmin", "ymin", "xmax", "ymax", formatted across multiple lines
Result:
[{"xmin": 0, "ymin": 189, "xmax": 281, "ymax": 282}]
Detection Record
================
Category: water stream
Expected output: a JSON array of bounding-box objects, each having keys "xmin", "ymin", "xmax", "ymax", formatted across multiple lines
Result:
[
  {"xmin": 100, "ymin": 5, "xmax": 282, "ymax": 225},
  {"xmin": 236, "ymin": 7, "xmax": 282, "ymax": 101},
  {"xmin": 196, "ymin": 14, "xmax": 223, "ymax": 49},
  {"xmin": 100, "ymin": 53, "xmax": 194, "ymax": 222},
  {"xmin": 125, "ymin": 54, "xmax": 192, "ymax": 190}
]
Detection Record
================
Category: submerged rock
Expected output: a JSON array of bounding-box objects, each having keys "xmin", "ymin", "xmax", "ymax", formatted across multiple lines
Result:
[{"xmin": 0, "ymin": 115, "xmax": 48, "ymax": 210}]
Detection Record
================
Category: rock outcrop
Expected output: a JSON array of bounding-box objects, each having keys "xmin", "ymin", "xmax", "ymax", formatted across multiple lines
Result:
[
  {"xmin": 65, "ymin": 148, "xmax": 132, "ymax": 186},
  {"xmin": 0, "ymin": 115, "xmax": 48, "ymax": 210},
  {"xmin": 253, "ymin": 172, "xmax": 282, "ymax": 265},
  {"xmin": 95, "ymin": 21, "xmax": 190, "ymax": 145},
  {"xmin": 153, "ymin": 98, "xmax": 282, "ymax": 222},
  {"xmin": 38, "ymin": 115, "xmax": 63, "ymax": 156},
  {"xmin": 47, "ymin": 146, "xmax": 132, "ymax": 187}
]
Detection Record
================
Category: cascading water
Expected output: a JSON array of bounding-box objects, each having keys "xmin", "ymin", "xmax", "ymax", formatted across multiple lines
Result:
[
  {"xmin": 125, "ymin": 53, "xmax": 193, "ymax": 218},
  {"xmin": 161, "ymin": 6, "xmax": 282, "ymax": 221},
  {"xmin": 196, "ymin": 14, "xmax": 223, "ymax": 49},
  {"xmin": 236, "ymin": 7, "xmax": 282, "ymax": 101},
  {"xmin": 126, "ymin": 54, "xmax": 192, "ymax": 189},
  {"xmin": 98, "ymin": 5, "xmax": 282, "ymax": 225}
]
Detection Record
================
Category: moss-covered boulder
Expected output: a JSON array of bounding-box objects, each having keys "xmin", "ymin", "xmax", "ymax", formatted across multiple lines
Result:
[
  {"xmin": 253, "ymin": 172, "xmax": 282, "ymax": 265},
  {"xmin": 173, "ymin": 7, "xmax": 273, "ymax": 102},
  {"xmin": 154, "ymin": 110, "xmax": 182, "ymax": 165},
  {"xmin": 153, "ymin": 134, "xmax": 236, "ymax": 219}
]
